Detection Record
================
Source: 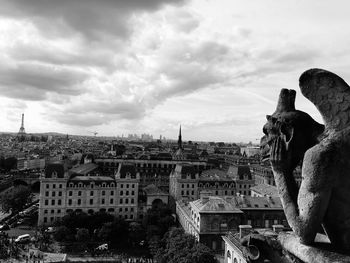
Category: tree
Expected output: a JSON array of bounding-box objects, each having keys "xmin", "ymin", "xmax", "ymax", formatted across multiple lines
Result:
[
  {"xmin": 98, "ymin": 218, "xmax": 129, "ymax": 248},
  {"xmin": 155, "ymin": 228, "xmax": 216, "ymax": 263},
  {"xmin": 75, "ymin": 228, "xmax": 90, "ymax": 249},
  {"xmin": 2, "ymin": 157, "xmax": 17, "ymax": 171},
  {"xmin": 0, "ymin": 185, "xmax": 33, "ymax": 213},
  {"xmin": 129, "ymin": 222, "xmax": 146, "ymax": 247},
  {"xmin": 53, "ymin": 226, "xmax": 73, "ymax": 242}
]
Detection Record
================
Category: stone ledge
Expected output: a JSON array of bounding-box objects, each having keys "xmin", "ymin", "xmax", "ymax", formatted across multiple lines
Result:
[{"xmin": 278, "ymin": 232, "xmax": 350, "ymax": 263}]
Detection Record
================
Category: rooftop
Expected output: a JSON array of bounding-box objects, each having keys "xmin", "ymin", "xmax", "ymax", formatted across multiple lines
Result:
[
  {"xmin": 69, "ymin": 175, "xmax": 115, "ymax": 182},
  {"xmin": 251, "ymin": 184, "xmax": 279, "ymax": 197},
  {"xmin": 191, "ymin": 196, "xmax": 243, "ymax": 214},
  {"xmin": 200, "ymin": 169, "xmax": 235, "ymax": 181},
  {"xmin": 69, "ymin": 163, "xmax": 99, "ymax": 175}
]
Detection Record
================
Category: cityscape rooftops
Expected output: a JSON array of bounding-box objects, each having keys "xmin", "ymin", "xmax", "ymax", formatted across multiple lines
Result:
[
  {"xmin": 200, "ymin": 169, "xmax": 235, "ymax": 181},
  {"xmin": 69, "ymin": 163, "xmax": 99, "ymax": 176},
  {"xmin": 250, "ymin": 184, "xmax": 279, "ymax": 197},
  {"xmin": 191, "ymin": 196, "xmax": 243, "ymax": 214}
]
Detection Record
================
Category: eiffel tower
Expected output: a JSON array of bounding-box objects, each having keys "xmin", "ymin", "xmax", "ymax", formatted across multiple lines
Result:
[{"xmin": 18, "ymin": 113, "xmax": 26, "ymax": 136}]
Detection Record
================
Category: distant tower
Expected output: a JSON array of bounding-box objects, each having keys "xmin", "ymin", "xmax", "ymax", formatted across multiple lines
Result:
[
  {"xmin": 18, "ymin": 113, "xmax": 26, "ymax": 135},
  {"xmin": 178, "ymin": 125, "xmax": 183, "ymax": 150}
]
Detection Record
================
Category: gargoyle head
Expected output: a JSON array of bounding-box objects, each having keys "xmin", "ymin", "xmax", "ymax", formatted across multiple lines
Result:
[{"xmin": 261, "ymin": 89, "xmax": 324, "ymax": 170}]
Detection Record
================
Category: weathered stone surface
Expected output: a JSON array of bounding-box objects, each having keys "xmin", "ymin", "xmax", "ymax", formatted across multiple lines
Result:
[
  {"xmin": 261, "ymin": 69, "xmax": 350, "ymax": 252},
  {"xmin": 278, "ymin": 232, "xmax": 350, "ymax": 263}
]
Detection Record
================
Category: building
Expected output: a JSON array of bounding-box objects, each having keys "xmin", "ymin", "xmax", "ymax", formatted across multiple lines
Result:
[
  {"xmin": 222, "ymin": 226, "xmax": 285, "ymax": 263},
  {"xmin": 250, "ymin": 184, "xmax": 279, "ymax": 197},
  {"xmin": 169, "ymin": 163, "xmax": 199, "ymax": 201},
  {"xmin": 38, "ymin": 162, "xmax": 140, "ymax": 225},
  {"xmin": 170, "ymin": 164, "xmax": 254, "ymax": 201},
  {"xmin": 176, "ymin": 195, "xmax": 287, "ymax": 253},
  {"xmin": 240, "ymin": 146, "xmax": 260, "ymax": 157},
  {"xmin": 138, "ymin": 184, "xmax": 169, "ymax": 220},
  {"xmin": 250, "ymin": 164, "xmax": 301, "ymax": 187},
  {"xmin": 96, "ymin": 158, "xmax": 211, "ymax": 191}
]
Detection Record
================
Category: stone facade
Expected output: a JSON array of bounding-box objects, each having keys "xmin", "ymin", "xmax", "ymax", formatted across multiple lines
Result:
[{"xmin": 38, "ymin": 162, "xmax": 139, "ymax": 225}]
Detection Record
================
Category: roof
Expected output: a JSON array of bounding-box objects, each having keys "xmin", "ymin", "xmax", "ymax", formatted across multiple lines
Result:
[
  {"xmin": 191, "ymin": 196, "xmax": 243, "ymax": 214},
  {"xmin": 250, "ymin": 184, "xmax": 279, "ymax": 197},
  {"xmin": 188, "ymin": 196, "xmax": 282, "ymax": 213},
  {"xmin": 224, "ymin": 231, "xmax": 244, "ymax": 252},
  {"xmin": 227, "ymin": 165, "xmax": 253, "ymax": 180},
  {"xmin": 69, "ymin": 175, "xmax": 115, "ymax": 182},
  {"xmin": 200, "ymin": 169, "xmax": 235, "ymax": 181},
  {"xmin": 143, "ymin": 184, "xmax": 168, "ymax": 196},
  {"xmin": 69, "ymin": 163, "xmax": 99, "ymax": 175}
]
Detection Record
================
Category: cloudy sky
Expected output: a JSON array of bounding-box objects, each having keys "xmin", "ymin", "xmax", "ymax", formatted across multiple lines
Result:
[{"xmin": 0, "ymin": 0, "xmax": 349, "ymax": 142}]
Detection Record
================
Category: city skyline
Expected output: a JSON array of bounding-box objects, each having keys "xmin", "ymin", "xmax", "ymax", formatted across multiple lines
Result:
[{"xmin": 0, "ymin": 0, "xmax": 349, "ymax": 142}]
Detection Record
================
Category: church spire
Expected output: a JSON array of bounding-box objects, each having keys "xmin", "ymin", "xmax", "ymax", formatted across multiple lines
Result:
[{"xmin": 178, "ymin": 125, "xmax": 183, "ymax": 150}]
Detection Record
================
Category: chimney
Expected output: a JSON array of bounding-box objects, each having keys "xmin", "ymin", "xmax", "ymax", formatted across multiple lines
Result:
[
  {"xmin": 272, "ymin": 225, "xmax": 284, "ymax": 233},
  {"xmin": 239, "ymin": 225, "xmax": 252, "ymax": 239}
]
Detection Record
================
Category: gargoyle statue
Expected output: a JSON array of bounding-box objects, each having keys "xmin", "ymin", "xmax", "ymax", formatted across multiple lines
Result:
[{"xmin": 261, "ymin": 68, "xmax": 350, "ymax": 252}]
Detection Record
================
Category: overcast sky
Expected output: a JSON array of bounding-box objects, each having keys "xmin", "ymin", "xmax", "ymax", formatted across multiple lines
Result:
[{"xmin": 0, "ymin": 0, "xmax": 349, "ymax": 142}]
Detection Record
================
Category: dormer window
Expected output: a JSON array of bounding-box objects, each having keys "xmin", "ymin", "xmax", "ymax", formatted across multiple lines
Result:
[
  {"xmin": 90, "ymin": 182, "xmax": 94, "ymax": 188},
  {"xmin": 69, "ymin": 183, "xmax": 74, "ymax": 188},
  {"xmin": 78, "ymin": 183, "xmax": 82, "ymax": 188},
  {"xmin": 126, "ymin": 172, "xmax": 131, "ymax": 178},
  {"xmin": 111, "ymin": 183, "xmax": 115, "ymax": 187},
  {"xmin": 102, "ymin": 183, "xmax": 106, "ymax": 187}
]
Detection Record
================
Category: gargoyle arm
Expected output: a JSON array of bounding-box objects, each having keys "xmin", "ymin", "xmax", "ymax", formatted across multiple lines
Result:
[{"xmin": 272, "ymin": 141, "xmax": 335, "ymax": 244}]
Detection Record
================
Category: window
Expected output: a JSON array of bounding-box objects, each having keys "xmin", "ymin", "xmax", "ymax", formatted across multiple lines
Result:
[
  {"xmin": 125, "ymin": 207, "xmax": 128, "ymax": 212},
  {"xmin": 131, "ymin": 191, "xmax": 134, "ymax": 195},
  {"xmin": 45, "ymin": 191, "xmax": 49, "ymax": 197},
  {"xmin": 46, "ymin": 184, "xmax": 49, "ymax": 189},
  {"xmin": 126, "ymin": 191, "xmax": 129, "ymax": 196},
  {"xmin": 51, "ymin": 209, "xmax": 54, "ymax": 214},
  {"xmin": 102, "ymin": 199, "xmax": 105, "ymax": 204},
  {"xmin": 78, "ymin": 199, "xmax": 81, "ymax": 205},
  {"xmin": 110, "ymin": 199, "xmax": 114, "ymax": 204},
  {"xmin": 69, "ymin": 191, "xmax": 72, "ymax": 196},
  {"xmin": 53, "ymin": 184, "xmax": 56, "ymax": 189},
  {"xmin": 68, "ymin": 199, "xmax": 72, "ymax": 205},
  {"xmin": 132, "ymin": 184, "xmax": 134, "ymax": 188},
  {"xmin": 78, "ymin": 191, "xmax": 82, "ymax": 196},
  {"xmin": 45, "ymin": 200, "xmax": 48, "ymax": 206},
  {"xmin": 121, "ymin": 184, "xmax": 123, "ymax": 188},
  {"xmin": 120, "ymin": 191, "xmax": 123, "ymax": 196},
  {"xmin": 52, "ymin": 192, "xmax": 56, "ymax": 197},
  {"xmin": 90, "ymin": 191, "xmax": 94, "ymax": 196},
  {"xmin": 102, "ymin": 190, "xmax": 105, "ymax": 196},
  {"xmin": 131, "ymin": 207, "xmax": 134, "ymax": 212},
  {"xmin": 119, "ymin": 208, "xmax": 122, "ymax": 212},
  {"xmin": 57, "ymin": 209, "xmax": 61, "ymax": 214},
  {"xmin": 126, "ymin": 184, "xmax": 129, "ymax": 188},
  {"xmin": 130, "ymin": 214, "xmax": 134, "ymax": 219},
  {"xmin": 59, "ymin": 184, "xmax": 62, "ymax": 189},
  {"xmin": 58, "ymin": 191, "xmax": 62, "ymax": 196},
  {"xmin": 58, "ymin": 200, "xmax": 61, "ymax": 205},
  {"xmin": 44, "ymin": 210, "xmax": 48, "ymax": 214},
  {"xmin": 51, "ymin": 200, "xmax": 55, "ymax": 205},
  {"xmin": 131, "ymin": 199, "xmax": 134, "ymax": 204},
  {"xmin": 110, "ymin": 190, "xmax": 114, "ymax": 195},
  {"xmin": 125, "ymin": 199, "xmax": 129, "ymax": 204},
  {"xmin": 120, "ymin": 199, "xmax": 123, "ymax": 204},
  {"xmin": 90, "ymin": 199, "xmax": 93, "ymax": 205},
  {"xmin": 44, "ymin": 217, "xmax": 47, "ymax": 223}
]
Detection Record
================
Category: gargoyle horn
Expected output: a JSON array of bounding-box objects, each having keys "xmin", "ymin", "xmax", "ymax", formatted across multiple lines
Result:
[
  {"xmin": 273, "ymin": 89, "xmax": 296, "ymax": 115},
  {"xmin": 299, "ymin": 68, "xmax": 350, "ymax": 131}
]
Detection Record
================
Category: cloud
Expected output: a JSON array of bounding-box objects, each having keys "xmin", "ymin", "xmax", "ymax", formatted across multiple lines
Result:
[
  {"xmin": 0, "ymin": 62, "xmax": 88, "ymax": 100},
  {"xmin": 0, "ymin": 0, "xmax": 187, "ymax": 41}
]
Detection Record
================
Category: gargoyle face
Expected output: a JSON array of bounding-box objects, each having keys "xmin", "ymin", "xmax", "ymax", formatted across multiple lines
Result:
[{"xmin": 261, "ymin": 113, "xmax": 295, "ymax": 163}]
